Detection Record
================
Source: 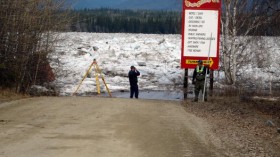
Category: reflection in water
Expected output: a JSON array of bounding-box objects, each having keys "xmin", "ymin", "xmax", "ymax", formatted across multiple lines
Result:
[{"xmin": 113, "ymin": 90, "xmax": 185, "ymax": 101}]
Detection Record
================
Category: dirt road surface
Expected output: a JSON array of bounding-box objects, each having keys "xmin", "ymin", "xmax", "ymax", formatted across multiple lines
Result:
[{"xmin": 0, "ymin": 97, "xmax": 221, "ymax": 157}]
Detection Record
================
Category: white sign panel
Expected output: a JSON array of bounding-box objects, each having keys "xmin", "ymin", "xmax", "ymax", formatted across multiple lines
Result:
[{"xmin": 184, "ymin": 10, "xmax": 218, "ymax": 57}]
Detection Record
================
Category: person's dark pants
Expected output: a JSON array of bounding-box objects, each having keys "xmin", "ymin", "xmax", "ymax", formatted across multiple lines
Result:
[
  {"xmin": 130, "ymin": 85, "xmax": 139, "ymax": 98},
  {"xmin": 194, "ymin": 80, "xmax": 207, "ymax": 101}
]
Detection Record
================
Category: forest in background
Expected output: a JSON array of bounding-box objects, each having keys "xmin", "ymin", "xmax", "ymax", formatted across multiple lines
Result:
[
  {"xmin": 69, "ymin": 9, "xmax": 182, "ymax": 34},
  {"xmin": 69, "ymin": 8, "xmax": 279, "ymax": 36}
]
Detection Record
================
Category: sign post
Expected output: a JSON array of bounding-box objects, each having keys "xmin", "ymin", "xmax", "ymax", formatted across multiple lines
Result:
[
  {"xmin": 181, "ymin": 0, "xmax": 221, "ymax": 100},
  {"xmin": 181, "ymin": 0, "xmax": 221, "ymax": 69}
]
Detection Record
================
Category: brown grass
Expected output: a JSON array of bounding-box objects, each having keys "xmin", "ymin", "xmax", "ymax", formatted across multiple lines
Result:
[
  {"xmin": 0, "ymin": 88, "xmax": 29, "ymax": 104},
  {"xmin": 184, "ymin": 96, "xmax": 280, "ymax": 157}
]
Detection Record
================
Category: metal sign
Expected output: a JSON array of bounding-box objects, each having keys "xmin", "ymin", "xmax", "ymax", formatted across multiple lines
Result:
[{"xmin": 181, "ymin": 0, "xmax": 221, "ymax": 69}]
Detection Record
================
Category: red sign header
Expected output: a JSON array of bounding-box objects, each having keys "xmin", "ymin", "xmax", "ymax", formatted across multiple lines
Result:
[{"xmin": 184, "ymin": 0, "xmax": 221, "ymax": 9}]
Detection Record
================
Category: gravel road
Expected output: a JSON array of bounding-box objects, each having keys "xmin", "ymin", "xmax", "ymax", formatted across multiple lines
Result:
[{"xmin": 0, "ymin": 97, "xmax": 222, "ymax": 157}]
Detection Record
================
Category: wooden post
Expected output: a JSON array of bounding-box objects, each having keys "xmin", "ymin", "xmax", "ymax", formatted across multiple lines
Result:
[
  {"xmin": 209, "ymin": 70, "xmax": 214, "ymax": 97},
  {"xmin": 184, "ymin": 69, "xmax": 188, "ymax": 100}
]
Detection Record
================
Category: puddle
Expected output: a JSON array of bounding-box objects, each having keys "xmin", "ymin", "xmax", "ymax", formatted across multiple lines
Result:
[
  {"xmin": 112, "ymin": 90, "xmax": 185, "ymax": 101},
  {"xmin": 73, "ymin": 90, "xmax": 195, "ymax": 101}
]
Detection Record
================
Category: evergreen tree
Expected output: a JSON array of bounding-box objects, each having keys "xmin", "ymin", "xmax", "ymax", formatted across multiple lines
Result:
[{"xmin": 69, "ymin": 8, "xmax": 182, "ymax": 34}]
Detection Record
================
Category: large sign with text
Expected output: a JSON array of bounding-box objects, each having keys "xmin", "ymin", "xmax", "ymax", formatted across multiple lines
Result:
[{"xmin": 181, "ymin": 0, "xmax": 221, "ymax": 69}]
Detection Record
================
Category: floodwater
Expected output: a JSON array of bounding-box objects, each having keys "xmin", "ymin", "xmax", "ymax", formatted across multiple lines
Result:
[
  {"xmin": 76, "ymin": 89, "xmax": 195, "ymax": 101},
  {"xmin": 112, "ymin": 90, "xmax": 187, "ymax": 101}
]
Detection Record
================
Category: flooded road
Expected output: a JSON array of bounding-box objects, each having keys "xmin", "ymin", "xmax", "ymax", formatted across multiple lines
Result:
[{"xmin": 112, "ymin": 90, "xmax": 184, "ymax": 100}]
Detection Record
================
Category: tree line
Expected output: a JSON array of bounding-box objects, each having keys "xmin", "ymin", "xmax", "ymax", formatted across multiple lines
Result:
[
  {"xmin": 69, "ymin": 6, "xmax": 280, "ymax": 36},
  {"xmin": 69, "ymin": 8, "xmax": 182, "ymax": 34}
]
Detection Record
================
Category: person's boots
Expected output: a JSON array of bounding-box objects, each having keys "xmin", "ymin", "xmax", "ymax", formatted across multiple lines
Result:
[{"xmin": 193, "ymin": 92, "xmax": 199, "ymax": 102}]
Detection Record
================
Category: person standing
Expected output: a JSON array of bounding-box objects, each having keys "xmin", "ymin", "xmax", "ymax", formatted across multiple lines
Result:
[
  {"xmin": 192, "ymin": 60, "xmax": 209, "ymax": 102},
  {"xmin": 128, "ymin": 66, "xmax": 140, "ymax": 99}
]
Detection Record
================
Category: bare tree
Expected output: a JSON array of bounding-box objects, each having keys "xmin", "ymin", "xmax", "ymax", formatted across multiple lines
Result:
[
  {"xmin": 0, "ymin": 0, "xmax": 70, "ymax": 93},
  {"xmin": 221, "ymin": 0, "xmax": 269, "ymax": 85}
]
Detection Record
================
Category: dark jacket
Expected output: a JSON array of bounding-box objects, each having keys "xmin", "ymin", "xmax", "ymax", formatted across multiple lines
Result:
[
  {"xmin": 192, "ymin": 66, "xmax": 209, "ymax": 82},
  {"xmin": 129, "ymin": 70, "xmax": 140, "ymax": 86}
]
